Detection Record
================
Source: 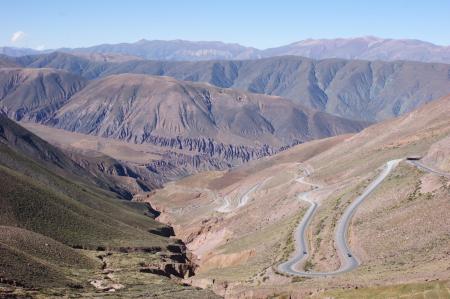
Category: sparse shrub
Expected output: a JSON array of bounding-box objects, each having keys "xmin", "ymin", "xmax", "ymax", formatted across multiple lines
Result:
[
  {"xmin": 407, "ymin": 181, "xmax": 422, "ymax": 201},
  {"xmin": 304, "ymin": 260, "xmax": 314, "ymax": 271},
  {"xmin": 291, "ymin": 276, "xmax": 308, "ymax": 283},
  {"xmin": 424, "ymin": 192, "xmax": 433, "ymax": 200},
  {"xmin": 315, "ymin": 237, "xmax": 322, "ymax": 248},
  {"xmin": 315, "ymin": 217, "xmax": 326, "ymax": 235}
]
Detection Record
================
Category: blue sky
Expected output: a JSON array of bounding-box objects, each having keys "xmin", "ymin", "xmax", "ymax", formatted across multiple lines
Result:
[{"xmin": 2, "ymin": 0, "xmax": 450, "ymax": 49}]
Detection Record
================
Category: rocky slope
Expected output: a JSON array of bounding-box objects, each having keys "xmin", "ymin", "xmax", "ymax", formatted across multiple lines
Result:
[
  {"xmin": 99, "ymin": 57, "xmax": 450, "ymax": 122},
  {"xmin": 0, "ymin": 67, "xmax": 367, "ymax": 196},
  {"xmin": 8, "ymin": 52, "xmax": 450, "ymax": 121},
  {"xmin": 0, "ymin": 55, "xmax": 19, "ymax": 68}
]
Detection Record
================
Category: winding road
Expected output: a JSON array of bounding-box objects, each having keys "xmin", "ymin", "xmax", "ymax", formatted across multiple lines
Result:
[
  {"xmin": 278, "ymin": 159, "xmax": 402, "ymax": 276},
  {"xmin": 216, "ymin": 177, "xmax": 271, "ymax": 213}
]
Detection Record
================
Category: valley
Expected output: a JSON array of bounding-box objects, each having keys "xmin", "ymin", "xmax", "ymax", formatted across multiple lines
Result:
[
  {"xmin": 139, "ymin": 94, "xmax": 450, "ymax": 297},
  {"xmin": 0, "ymin": 64, "xmax": 368, "ymax": 194},
  {"xmin": 1, "ymin": 30, "xmax": 450, "ymax": 298}
]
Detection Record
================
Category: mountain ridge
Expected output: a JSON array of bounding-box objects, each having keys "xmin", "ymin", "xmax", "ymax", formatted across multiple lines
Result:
[
  {"xmin": 7, "ymin": 52, "xmax": 450, "ymax": 122},
  {"xmin": 3, "ymin": 36, "xmax": 450, "ymax": 63},
  {"xmin": 46, "ymin": 73, "xmax": 367, "ymax": 157}
]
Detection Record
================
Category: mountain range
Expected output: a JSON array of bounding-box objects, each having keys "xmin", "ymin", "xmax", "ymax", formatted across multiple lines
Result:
[
  {"xmin": 2, "ymin": 47, "xmax": 450, "ymax": 191},
  {"xmin": 3, "ymin": 52, "xmax": 450, "ymax": 122},
  {"xmin": 0, "ymin": 67, "xmax": 366, "ymax": 171},
  {"xmin": 3, "ymin": 36, "xmax": 450, "ymax": 63}
]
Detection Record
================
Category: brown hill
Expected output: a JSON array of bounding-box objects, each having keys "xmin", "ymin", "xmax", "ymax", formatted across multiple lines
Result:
[{"xmin": 47, "ymin": 74, "xmax": 367, "ymax": 164}]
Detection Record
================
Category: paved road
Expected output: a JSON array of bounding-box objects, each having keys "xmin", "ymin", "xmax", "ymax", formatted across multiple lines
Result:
[
  {"xmin": 278, "ymin": 159, "xmax": 402, "ymax": 276},
  {"xmin": 408, "ymin": 160, "xmax": 450, "ymax": 178},
  {"xmin": 278, "ymin": 190, "xmax": 319, "ymax": 275}
]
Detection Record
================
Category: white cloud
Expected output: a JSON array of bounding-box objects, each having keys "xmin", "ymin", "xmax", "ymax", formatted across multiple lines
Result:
[
  {"xmin": 35, "ymin": 45, "xmax": 46, "ymax": 51},
  {"xmin": 11, "ymin": 31, "xmax": 26, "ymax": 43}
]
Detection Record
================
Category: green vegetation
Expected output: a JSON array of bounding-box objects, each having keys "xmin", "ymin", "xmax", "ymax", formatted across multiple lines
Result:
[
  {"xmin": 315, "ymin": 217, "xmax": 326, "ymax": 235},
  {"xmin": 291, "ymin": 276, "xmax": 310, "ymax": 283},
  {"xmin": 0, "ymin": 226, "xmax": 98, "ymax": 288},
  {"xmin": 303, "ymin": 260, "xmax": 314, "ymax": 272},
  {"xmin": 0, "ymin": 164, "xmax": 169, "ymax": 249}
]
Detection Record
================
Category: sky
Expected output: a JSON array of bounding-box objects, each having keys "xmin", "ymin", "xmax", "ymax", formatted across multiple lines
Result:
[{"xmin": 2, "ymin": 0, "xmax": 450, "ymax": 50}]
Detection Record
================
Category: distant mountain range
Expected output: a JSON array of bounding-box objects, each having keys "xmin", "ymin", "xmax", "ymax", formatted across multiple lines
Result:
[
  {"xmin": 2, "ymin": 36, "xmax": 450, "ymax": 63},
  {"xmin": 0, "ymin": 46, "xmax": 47, "ymax": 57},
  {"xmin": 3, "ymin": 52, "xmax": 450, "ymax": 122},
  {"xmin": 262, "ymin": 36, "xmax": 450, "ymax": 63}
]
